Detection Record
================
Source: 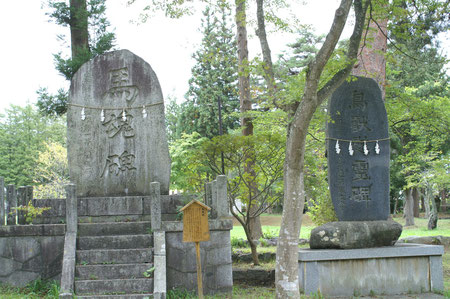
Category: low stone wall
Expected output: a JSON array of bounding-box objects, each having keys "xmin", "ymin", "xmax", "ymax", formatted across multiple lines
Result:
[
  {"xmin": 0, "ymin": 224, "xmax": 65, "ymax": 286},
  {"xmin": 163, "ymin": 219, "xmax": 233, "ymax": 295}
]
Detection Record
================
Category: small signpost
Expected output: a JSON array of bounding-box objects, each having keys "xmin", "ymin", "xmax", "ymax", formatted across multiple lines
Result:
[{"xmin": 181, "ymin": 200, "xmax": 211, "ymax": 299}]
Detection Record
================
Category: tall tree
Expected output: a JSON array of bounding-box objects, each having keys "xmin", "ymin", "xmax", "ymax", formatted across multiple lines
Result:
[
  {"xmin": 175, "ymin": 2, "xmax": 240, "ymax": 140},
  {"xmin": 385, "ymin": 0, "xmax": 449, "ymax": 226},
  {"xmin": 37, "ymin": 0, "xmax": 116, "ymax": 116},
  {"xmin": 275, "ymin": 1, "xmax": 368, "ymax": 296}
]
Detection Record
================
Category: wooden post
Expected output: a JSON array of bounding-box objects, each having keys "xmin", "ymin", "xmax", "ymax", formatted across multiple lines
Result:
[{"xmin": 195, "ymin": 241, "xmax": 204, "ymax": 299}]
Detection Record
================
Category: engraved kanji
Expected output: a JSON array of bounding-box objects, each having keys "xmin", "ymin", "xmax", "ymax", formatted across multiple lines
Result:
[
  {"xmin": 351, "ymin": 116, "xmax": 371, "ymax": 132},
  {"xmin": 351, "ymin": 186, "xmax": 371, "ymax": 201},
  {"xmin": 352, "ymin": 160, "xmax": 370, "ymax": 181},
  {"xmin": 351, "ymin": 90, "xmax": 366, "ymax": 110}
]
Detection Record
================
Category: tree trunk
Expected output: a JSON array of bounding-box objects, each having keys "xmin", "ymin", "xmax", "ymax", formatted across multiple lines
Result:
[
  {"xmin": 248, "ymin": 236, "xmax": 260, "ymax": 265},
  {"xmin": 69, "ymin": 0, "xmax": 89, "ymax": 59},
  {"xmin": 235, "ymin": 0, "xmax": 262, "ymax": 241},
  {"xmin": 404, "ymin": 188, "xmax": 415, "ymax": 226},
  {"xmin": 255, "ymin": 0, "xmax": 276, "ymax": 97},
  {"xmin": 249, "ymin": 205, "xmax": 263, "ymax": 241},
  {"xmin": 275, "ymin": 1, "xmax": 366, "ymax": 297},
  {"xmin": 441, "ymin": 189, "xmax": 447, "ymax": 212},
  {"xmin": 424, "ymin": 187, "xmax": 431, "ymax": 219},
  {"xmin": 393, "ymin": 196, "xmax": 399, "ymax": 215},
  {"xmin": 412, "ymin": 187, "xmax": 420, "ymax": 217}
]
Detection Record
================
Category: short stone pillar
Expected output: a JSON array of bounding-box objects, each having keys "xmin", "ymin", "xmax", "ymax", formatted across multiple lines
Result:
[
  {"xmin": 6, "ymin": 185, "xmax": 16, "ymax": 225},
  {"xmin": 216, "ymin": 175, "xmax": 229, "ymax": 218},
  {"xmin": 17, "ymin": 187, "xmax": 27, "ymax": 225},
  {"xmin": 150, "ymin": 182, "xmax": 162, "ymax": 231},
  {"xmin": 60, "ymin": 184, "xmax": 78, "ymax": 298},
  {"xmin": 0, "ymin": 177, "xmax": 4, "ymax": 226}
]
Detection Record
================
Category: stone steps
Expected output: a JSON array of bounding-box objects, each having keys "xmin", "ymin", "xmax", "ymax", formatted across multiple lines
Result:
[
  {"xmin": 77, "ymin": 234, "xmax": 153, "ymax": 250},
  {"xmin": 75, "ymin": 263, "xmax": 153, "ymax": 280},
  {"xmin": 74, "ymin": 222, "xmax": 155, "ymax": 298},
  {"xmin": 77, "ymin": 248, "xmax": 153, "ymax": 265},
  {"xmin": 78, "ymin": 221, "xmax": 152, "ymax": 236},
  {"xmin": 75, "ymin": 278, "xmax": 153, "ymax": 295}
]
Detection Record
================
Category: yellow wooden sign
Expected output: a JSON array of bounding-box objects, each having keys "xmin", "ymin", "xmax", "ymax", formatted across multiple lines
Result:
[{"xmin": 181, "ymin": 200, "xmax": 211, "ymax": 243}]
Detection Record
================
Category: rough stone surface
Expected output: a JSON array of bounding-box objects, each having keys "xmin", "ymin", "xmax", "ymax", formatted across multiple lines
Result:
[
  {"xmin": 327, "ymin": 77, "xmax": 390, "ymax": 221},
  {"xmin": 68, "ymin": 49, "xmax": 170, "ymax": 197},
  {"xmin": 310, "ymin": 220, "xmax": 402, "ymax": 249},
  {"xmin": 166, "ymin": 229, "xmax": 232, "ymax": 295},
  {"xmin": 232, "ymin": 268, "xmax": 274, "ymax": 286},
  {"xmin": 0, "ymin": 234, "xmax": 64, "ymax": 286}
]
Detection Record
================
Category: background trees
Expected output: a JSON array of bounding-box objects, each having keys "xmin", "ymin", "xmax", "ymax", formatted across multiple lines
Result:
[
  {"xmin": 37, "ymin": 0, "xmax": 116, "ymax": 116},
  {"xmin": 0, "ymin": 105, "xmax": 66, "ymax": 187}
]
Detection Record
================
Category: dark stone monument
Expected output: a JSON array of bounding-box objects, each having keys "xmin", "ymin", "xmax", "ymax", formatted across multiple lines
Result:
[
  {"xmin": 310, "ymin": 76, "xmax": 401, "ymax": 249},
  {"xmin": 67, "ymin": 49, "xmax": 171, "ymax": 197},
  {"xmin": 326, "ymin": 76, "xmax": 390, "ymax": 221}
]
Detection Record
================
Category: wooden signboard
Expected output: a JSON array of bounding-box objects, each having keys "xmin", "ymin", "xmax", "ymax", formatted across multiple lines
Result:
[
  {"xmin": 181, "ymin": 200, "xmax": 211, "ymax": 242},
  {"xmin": 180, "ymin": 200, "xmax": 211, "ymax": 299}
]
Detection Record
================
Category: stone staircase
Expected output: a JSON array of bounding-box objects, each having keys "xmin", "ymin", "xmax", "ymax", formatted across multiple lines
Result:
[{"xmin": 74, "ymin": 221, "xmax": 154, "ymax": 298}]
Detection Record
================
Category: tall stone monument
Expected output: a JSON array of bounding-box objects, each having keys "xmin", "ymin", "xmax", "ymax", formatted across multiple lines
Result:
[
  {"xmin": 67, "ymin": 49, "xmax": 171, "ymax": 197},
  {"xmin": 327, "ymin": 76, "xmax": 389, "ymax": 221},
  {"xmin": 310, "ymin": 76, "xmax": 401, "ymax": 249}
]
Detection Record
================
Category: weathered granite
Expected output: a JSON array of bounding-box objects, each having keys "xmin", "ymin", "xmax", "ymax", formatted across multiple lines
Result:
[
  {"xmin": 68, "ymin": 49, "xmax": 170, "ymax": 197},
  {"xmin": 327, "ymin": 76, "xmax": 390, "ymax": 221},
  {"xmin": 165, "ymin": 225, "xmax": 232, "ymax": 295},
  {"xmin": 310, "ymin": 220, "xmax": 402, "ymax": 249},
  {"xmin": 0, "ymin": 226, "xmax": 65, "ymax": 286}
]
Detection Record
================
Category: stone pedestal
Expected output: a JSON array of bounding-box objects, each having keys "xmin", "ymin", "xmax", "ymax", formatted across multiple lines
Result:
[{"xmin": 298, "ymin": 244, "xmax": 444, "ymax": 297}]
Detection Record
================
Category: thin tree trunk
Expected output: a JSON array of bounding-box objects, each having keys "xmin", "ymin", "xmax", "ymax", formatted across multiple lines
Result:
[
  {"xmin": 404, "ymin": 188, "xmax": 415, "ymax": 226},
  {"xmin": 424, "ymin": 187, "xmax": 431, "ymax": 219},
  {"xmin": 256, "ymin": 0, "xmax": 276, "ymax": 97},
  {"xmin": 70, "ymin": 0, "xmax": 89, "ymax": 59},
  {"xmin": 235, "ymin": 0, "xmax": 262, "ymax": 241},
  {"xmin": 413, "ymin": 187, "xmax": 420, "ymax": 217},
  {"xmin": 393, "ymin": 196, "xmax": 399, "ymax": 215},
  {"xmin": 275, "ymin": 1, "xmax": 367, "ymax": 297}
]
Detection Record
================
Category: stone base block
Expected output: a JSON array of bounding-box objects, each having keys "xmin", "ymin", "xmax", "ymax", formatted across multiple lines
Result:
[
  {"xmin": 298, "ymin": 244, "xmax": 444, "ymax": 297},
  {"xmin": 310, "ymin": 220, "xmax": 402, "ymax": 249}
]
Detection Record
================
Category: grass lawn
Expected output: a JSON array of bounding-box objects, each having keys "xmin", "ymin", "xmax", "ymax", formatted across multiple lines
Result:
[{"xmin": 231, "ymin": 213, "xmax": 450, "ymax": 297}]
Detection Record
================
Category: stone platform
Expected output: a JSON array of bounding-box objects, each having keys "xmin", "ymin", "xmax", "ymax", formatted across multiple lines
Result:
[{"xmin": 298, "ymin": 243, "xmax": 444, "ymax": 297}]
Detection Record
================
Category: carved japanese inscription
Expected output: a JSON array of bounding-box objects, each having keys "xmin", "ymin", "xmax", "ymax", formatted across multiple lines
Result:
[
  {"xmin": 67, "ymin": 49, "xmax": 171, "ymax": 197},
  {"xmin": 327, "ymin": 77, "xmax": 390, "ymax": 221}
]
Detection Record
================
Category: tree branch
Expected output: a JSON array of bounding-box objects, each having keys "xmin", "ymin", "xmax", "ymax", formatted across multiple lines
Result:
[{"xmin": 317, "ymin": 0, "xmax": 369, "ymax": 103}]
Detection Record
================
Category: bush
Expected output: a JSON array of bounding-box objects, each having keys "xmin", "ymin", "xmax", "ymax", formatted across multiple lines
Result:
[{"xmin": 231, "ymin": 237, "xmax": 248, "ymax": 248}]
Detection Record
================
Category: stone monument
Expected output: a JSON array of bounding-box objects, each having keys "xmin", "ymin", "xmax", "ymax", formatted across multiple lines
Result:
[
  {"xmin": 327, "ymin": 76, "xmax": 389, "ymax": 221},
  {"xmin": 67, "ymin": 49, "xmax": 171, "ymax": 197},
  {"xmin": 310, "ymin": 76, "xmax": 402, "ymax": 249}
]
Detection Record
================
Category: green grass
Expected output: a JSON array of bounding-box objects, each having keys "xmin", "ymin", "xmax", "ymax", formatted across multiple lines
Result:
[
  {"xmin": 0, "ymin": 279, "xmax": 59, "ymax": 299},
  {"xmin": 231, "ymin": 225, "xmax": 313, "ymax": 240}
]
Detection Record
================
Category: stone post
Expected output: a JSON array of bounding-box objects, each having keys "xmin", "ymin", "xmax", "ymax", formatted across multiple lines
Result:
[
  {"xmin": 0, "ymin": 177, "xmax": 4, "ymax": 226},
  {"xmin": 205, "ymin": 182, "xmax": 212, "ymax": 207},
  {"xmin": 65, "ymin": 184, "xmax": 78, "ymax": 233},
  {"xmin": 6, "ymin": 184, "xmax": 17, "ymax": 225},
  {"xmin": 216, "ymin": 175, "xmax": 229, "ymax": 218},
  {"xmin": 211, "ymin": 180, "xmax": 218, "ymax": 219},
  {"xmin": 153, "ymin": 231, "xmax": 167, "ymax": 299},
  {"xmin": 17, "ymin": 186, "xmax": 27, "ymax": 225},
  {"xmin": 26, "ymin": 186, "xmax": 33, "ymax": 204},
  {"xmin": 60, "ymin": 184, "xmax": 78, "ymax": 298},
  {"xmin": 150, "ymin": 182, "xmax": 161, "ymax": 231}
]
